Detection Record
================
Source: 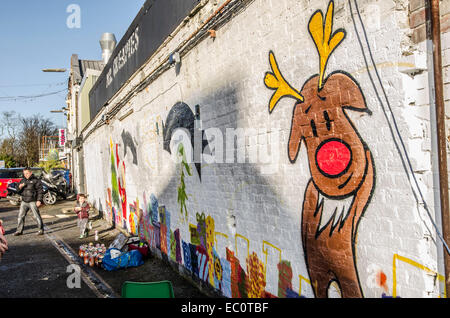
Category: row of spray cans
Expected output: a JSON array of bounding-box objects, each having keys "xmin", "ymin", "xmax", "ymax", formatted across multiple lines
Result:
[{"xmin": 79, "ymin": 242, "xmax": 106, "ymax": 268}]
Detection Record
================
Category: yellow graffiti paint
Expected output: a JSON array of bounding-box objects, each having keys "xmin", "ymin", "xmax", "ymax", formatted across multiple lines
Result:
[
  {"xmin": 235, "ymin": 234, "xmax": 250, "ymax": 259},
  {"xmin": 137, "ymin": 198, "xmax": 141, "ymax": 220},
  {"xmin": 214, "ymin": 232, "xmax": 228, "ymax": 247},
  {"xmin": 246, "ymin": 252, "xmax": 266, "ymax": 298},
  {"xmin": 264, "ymin": 52, "xmax": 303, "ymax": 112},
  {"xmin": 298, "ymin": 275, "xmax": 317, "ymax": 297},
  {"xmin": 206, "ymin": 216, "xmax": 215, "ymax": 286},
  {"xmin": 214, "ymin": 256, "xmax": 223, "ymax": 282},
  {"xmin": 308, "ymin": 0, "xmax": 345, "ymax": 89},
  {"xmin": 262, "ymin": 241, "xmax": 282, "ymax": 264},
  {"xmin": 262, "ymin": 240, "xmax": 282, "ymax": 277},
  {"xmin": 130, "ymin": 213, "xmax": 137, "ymax": 234},
  {"xmin": 392, "ymin": 254, "xmax": 446, "ymax": 298}
]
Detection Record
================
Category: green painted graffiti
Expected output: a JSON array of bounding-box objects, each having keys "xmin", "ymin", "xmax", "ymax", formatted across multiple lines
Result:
[
  {"xmin": 110, "ymin": 141, "xmax": 120, "ymax": 207},
  {"xmin": 177, "ymin": 143, "xmax": 192, "ymax": 221}
]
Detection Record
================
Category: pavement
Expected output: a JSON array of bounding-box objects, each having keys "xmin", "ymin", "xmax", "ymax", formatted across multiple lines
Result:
[{"xmin": 0, "ymin": 198, "xmax": 209, "ymax": 298}]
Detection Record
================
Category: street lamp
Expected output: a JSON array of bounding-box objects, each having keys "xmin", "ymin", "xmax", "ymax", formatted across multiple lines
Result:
[
  {"xmin": 50, "ymin": 106, "xmax": 68, "ymax": 113},
  {"xmin": 42, "ymin": 68, "xmax": 67, "ymax": 73},
  {"xmin": 50, "ymin": 108, "xmax": 68, "ymax": 130}
]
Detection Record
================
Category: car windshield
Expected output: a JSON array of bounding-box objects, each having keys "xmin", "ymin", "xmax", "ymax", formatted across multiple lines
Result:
[
  {"xmin": 0, "ymin": 168, "xmax": 43, "ymax": 179},
  {"xmin": 0, "ymin": 169, "xmax": 21, "ymax": 179}
]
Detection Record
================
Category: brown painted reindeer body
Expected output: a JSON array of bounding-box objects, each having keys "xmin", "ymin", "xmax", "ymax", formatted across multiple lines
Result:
[
  {"xmin": 289, "ymin": 72, "xmax": 375, "ymax": 298},
  {"xmin": 265, "ymin": 1, "xmax": 375, "ymax": 297}
]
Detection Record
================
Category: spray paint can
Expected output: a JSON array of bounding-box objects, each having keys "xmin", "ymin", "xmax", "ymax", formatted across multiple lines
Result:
[
  {"xmin": 89, "ymin": 253, "xmax": 95, "ymax": 267},
  {"xmin": 98, "ymin": 254, "xmax": 104, "ymax": 268}
]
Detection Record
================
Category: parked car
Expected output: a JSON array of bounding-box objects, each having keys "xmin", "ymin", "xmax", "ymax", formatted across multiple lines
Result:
[
  {"xmin": 0, "ymin": 167, "xmax": 43, "ymax": 200},
  {"xmin": 0, "ymin": 169, "xmax": 18, "ymax": 198}
]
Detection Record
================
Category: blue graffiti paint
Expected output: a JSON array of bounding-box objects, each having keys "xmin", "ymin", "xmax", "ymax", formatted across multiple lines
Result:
[
  {"xmin": 166, "ymin": 209, "xmax": 171, "ymax": 257},
  {"xmin": 221, "ymin": 257, "xmax": 232, "ymax": 298},
  {"xmin": 190, "ymin": 243, "xmax": 199, "ymax": 277},
  {"xmin": 381, "ymin": 293, "xmax": 401, "ymax": 298},
  {"xmin": 150, "ymin": 193, "xmax": 159, "ymax": 223},
  {"xmin": 286, "ymin": 289, "xmax": 303, "ymax": 298},
  {"xmin": 182, "ymin": 241, "xmax": 192, "ymax": 272}
]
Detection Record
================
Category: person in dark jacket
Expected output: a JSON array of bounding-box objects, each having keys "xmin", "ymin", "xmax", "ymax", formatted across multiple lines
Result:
[{"xmin": 14, "ymin": 167, "xmax": 44, "ymax": 236}]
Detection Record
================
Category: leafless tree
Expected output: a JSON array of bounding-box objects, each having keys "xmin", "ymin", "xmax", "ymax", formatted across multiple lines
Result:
[
  {"xmin": 0, "ymin": 112, "xmax": 59, "ymax": 166},
  {"xmin": 0, "ymin": 111, "xmax": 21, "ymax": 158},
  {"xmin": 18, "ymin": 114, "xmax": 58, "ymax": 166}
]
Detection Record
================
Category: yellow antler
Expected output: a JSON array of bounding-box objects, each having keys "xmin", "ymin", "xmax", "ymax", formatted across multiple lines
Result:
[
  {"xmin": 264, "ymin": 51, "xmax": 303, "ymax": 113},
  {"xmin": 308, "ymin": 0, "xmax": 345, "ymax": 90}
]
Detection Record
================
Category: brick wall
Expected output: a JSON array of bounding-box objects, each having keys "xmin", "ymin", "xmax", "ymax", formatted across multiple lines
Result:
[
  {"xmin": 81, "ymin": 0, "xmax": 447, "ymax": 298},
  {"xmin": 408, "ymin": 0, "xmax": 450, "ymax": 191},
  {"xmin": 409, "ymin": 0, "xmax": 450, "ymax": 43}
]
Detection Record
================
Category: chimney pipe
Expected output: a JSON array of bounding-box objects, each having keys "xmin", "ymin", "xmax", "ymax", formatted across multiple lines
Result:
[{"xmin": 99, "ymin": 33, "xmax": 116, "ymax": 64}]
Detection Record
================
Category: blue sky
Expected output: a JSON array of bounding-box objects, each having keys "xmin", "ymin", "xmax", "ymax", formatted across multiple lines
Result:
[{"xmin": 0, "ymin": 0, "xmax": 145, "ymax": 130}]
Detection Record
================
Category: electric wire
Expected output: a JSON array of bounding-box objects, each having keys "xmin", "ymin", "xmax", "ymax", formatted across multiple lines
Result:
[
  {"xmin": 349, "ymin": 0, "xmax": 450, "ymax": 255},
  {"xmin": 0, "ymin": 81, "xmax": 66, "ymax": 88},
  {"xmin": 0, "ymin": 88, "xmax": 67, "ymax": 101}
]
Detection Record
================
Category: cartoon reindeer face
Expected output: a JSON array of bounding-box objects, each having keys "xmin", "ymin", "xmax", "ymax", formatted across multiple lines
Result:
[
  {"xmin": 288, "ymin": 72, "xmax": 370, "ymax": 197},
  {"xmin": 264, "ymin": 0, "xmax": 371, "ymax": 198},
  {"xmin": 265, "ymin": 1, "xmax": 375, "ymax": 298}
]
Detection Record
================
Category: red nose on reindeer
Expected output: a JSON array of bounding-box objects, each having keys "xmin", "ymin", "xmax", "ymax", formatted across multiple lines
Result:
[{"xmin": 316, "ymin": 139, "xmax": 351, "ymax": 177}]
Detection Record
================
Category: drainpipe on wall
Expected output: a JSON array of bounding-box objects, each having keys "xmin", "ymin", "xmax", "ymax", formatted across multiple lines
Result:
[{"xmin": 426, "ymin": 0, "xmax": 450, "ymax": 296}]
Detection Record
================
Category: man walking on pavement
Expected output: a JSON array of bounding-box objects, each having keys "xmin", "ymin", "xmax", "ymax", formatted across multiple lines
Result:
[{"xmin": 14, "ymin": 167, "xmax": 44, "ymax": 236}]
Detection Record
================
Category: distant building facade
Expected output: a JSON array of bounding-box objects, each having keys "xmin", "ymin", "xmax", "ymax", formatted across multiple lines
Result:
[{"xmin": 66, "ymin": 54, "xmax": 104, "ymax": 193}]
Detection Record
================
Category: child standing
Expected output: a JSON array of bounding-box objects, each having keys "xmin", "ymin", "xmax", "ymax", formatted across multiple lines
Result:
[
  {"xmin": 0, "ymin": 220, "xmax": 8, "ymax": 259},
  {"xmin": 75, "ymin": 194, "xmax": 90, "ymax": 238}
]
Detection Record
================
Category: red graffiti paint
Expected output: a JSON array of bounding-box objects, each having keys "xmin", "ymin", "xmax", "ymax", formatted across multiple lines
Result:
[
  {"xmin": 118, "ymin": 161, "xmax": 127, "ymax": 220},
  {"xmin": 377, "ymin": 271, "xmax": 388, "ymax": 292},
  {"xmin": 316, "ymin": 140, "xmax": 351, "ymax": 177},
  {"xmin": 277, "ymin": 261, "xmax": 293, "ymax": 298},
  {"xmin": 115, "ymin": 144, "xmax": 120, "ymax": 168}
]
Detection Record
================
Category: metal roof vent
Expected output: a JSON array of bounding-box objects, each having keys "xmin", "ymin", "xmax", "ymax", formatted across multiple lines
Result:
[{"xmin": 99, "ymin": 33, "xmax": 117, "ymax": 64}]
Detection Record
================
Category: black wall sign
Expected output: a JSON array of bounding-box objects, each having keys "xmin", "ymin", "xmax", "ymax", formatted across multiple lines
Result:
[{"xmin": 89, "ymin": 0, "xmax": 200, "ymax": 121}]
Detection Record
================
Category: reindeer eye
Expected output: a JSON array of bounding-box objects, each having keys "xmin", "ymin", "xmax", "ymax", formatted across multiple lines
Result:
[
  {"xmin": 323, "ymin": 111, "xmax": 331, "ymax": 131},
  {"xmin": 304, "ymin": 104, "xmax": 312, "ymax": 114},
  {"xmin": 310, "ymin": 119, "xmax": 318, "ymax": 137}
]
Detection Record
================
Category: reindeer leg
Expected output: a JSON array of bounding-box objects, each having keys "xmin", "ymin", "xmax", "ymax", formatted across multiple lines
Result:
[
  {"xmin": 302, "ymin": 150, "xmax": 374, "ymax": 298},
  {"xmin": 301, "ymin": 180, "xmax": 333, "ymax": 298},
  {"xmin": 338, "ymin": 149, "xmax": 375, "ymax": 298},
  {"xmin": 351, "ymin": 149, "xmax": 375, "ymax": 238}
]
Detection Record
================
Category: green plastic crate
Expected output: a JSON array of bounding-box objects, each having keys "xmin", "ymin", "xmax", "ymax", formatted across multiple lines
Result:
[{"xmin": 121, "ymin": 281, "xmax": 175, "ymax": 298}]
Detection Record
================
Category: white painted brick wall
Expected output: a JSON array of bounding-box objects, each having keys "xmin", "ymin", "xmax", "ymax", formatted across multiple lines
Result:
[{"xmin": 81, "ymin": 0, "xmax": 446, "ymax": 298}]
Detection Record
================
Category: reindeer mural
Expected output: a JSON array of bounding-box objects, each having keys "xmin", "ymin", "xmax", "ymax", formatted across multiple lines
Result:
[{"xmin": 264, "ymin": 1, "xmax": 375, "ymax": 297}]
